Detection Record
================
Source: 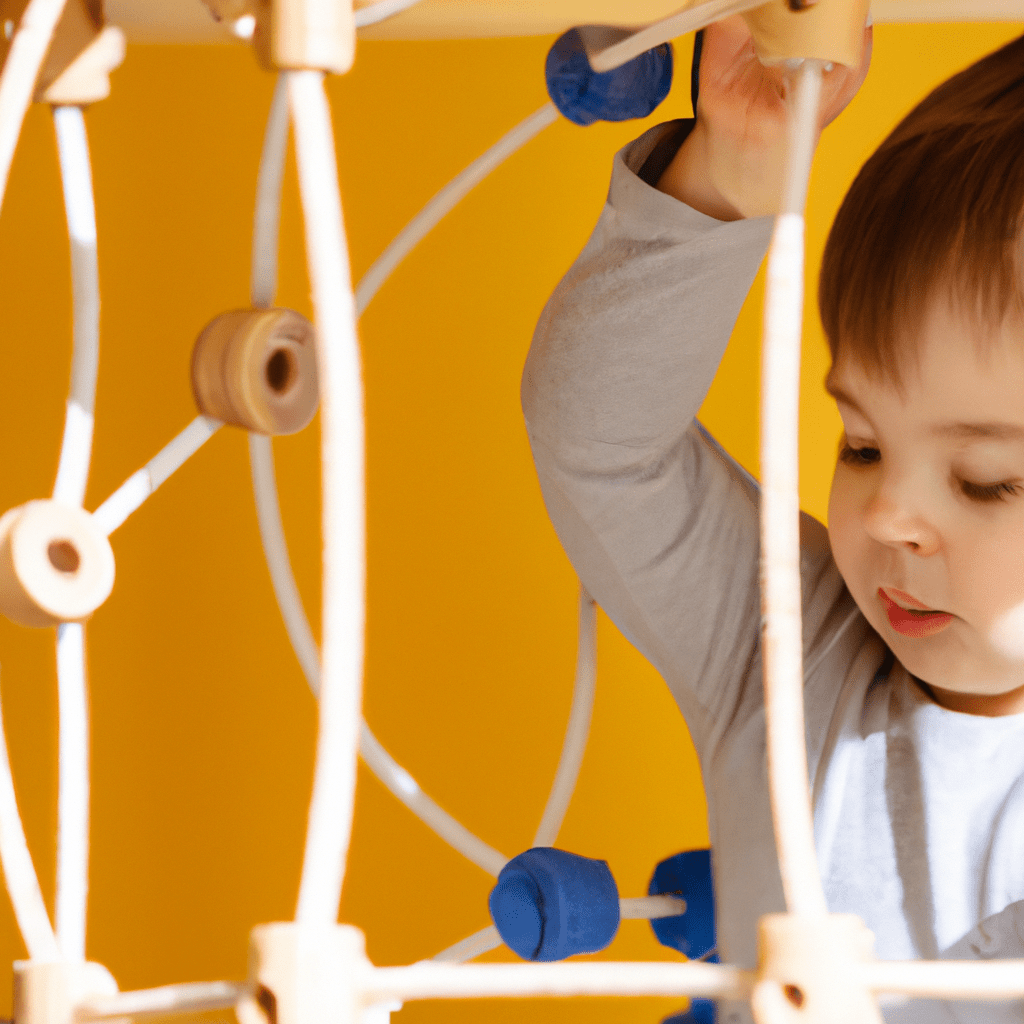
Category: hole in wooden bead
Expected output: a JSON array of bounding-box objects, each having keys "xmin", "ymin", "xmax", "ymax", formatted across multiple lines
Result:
[
  {"xmin": 255, "ymin": 985, "xmax": 277, "ymax": 1024},
  {"xmin": 265, "ymin": 348, "xmax": 296, "ymax": 395},
  {"xmin": 783, "ymin": 985, "xmax": 805, "ymax": 1008},
  {"xmin": 48, "ymin": 540, "xmax": 80, "ymax": 575}
]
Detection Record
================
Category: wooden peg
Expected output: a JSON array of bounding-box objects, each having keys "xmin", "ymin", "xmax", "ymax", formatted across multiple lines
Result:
[
  {"xmin": 236, "ymin": 924, "xmax": 368, "ymax": 1024},
  {"xmin": 191, "ymin": 308, "xmax": 319, "ymax": 436},
  {"xmin": 251, "ymin": 0, "xmax": 355, "ymax": 73},
  {"xmin": 751, "ymin": 914, "xmax": 882, "ymax": 1024},
  {"xmin": 0, "ymin": 500, "xmax": 115, "ymax": 628},
  {"xmin": 14, "ymin": 960, "xmax": 123, "ymax": 1024},
  {"xmin": 0, "ymin": 0, "xmax": 124, "ymax": 105},
  {"xmin": 742, "ymin": 0, "xmax": 871, "ymax": 69}
]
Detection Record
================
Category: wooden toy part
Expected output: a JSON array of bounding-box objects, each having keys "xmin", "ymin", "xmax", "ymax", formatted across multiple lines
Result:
[
  {"xmin": 741, "ymin": 0, "xmax": 872, "ymax": 68},
  {"xmin": 14, "ymin": 959, "xmax": 125, "ymax": 1024},
  {"xmin": 191, "ymin": 308, "xmax": 319, "ymax": 436},
  {"xmin": 252, "ymin": 0, "xmax": 355, "ymax": 73},
  {"xmin": 236, "ymin": 924, "xmax": 369, "ymax": 1024},
  {"xmin": 0, "ymin": 0, "xmax": 124, "ymax": 104},
  {"xmin": 0, "ymin": 500, "xmax": 115, "ymax": 628},
  {"xmin": 751, "ymin": 915, "xmax": 883, "ymax": 1024}
]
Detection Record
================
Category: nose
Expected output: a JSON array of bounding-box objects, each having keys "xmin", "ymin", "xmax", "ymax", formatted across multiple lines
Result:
[{"xmin": 861, "ymin": 476, "xmax": 941, "ymax": 556}]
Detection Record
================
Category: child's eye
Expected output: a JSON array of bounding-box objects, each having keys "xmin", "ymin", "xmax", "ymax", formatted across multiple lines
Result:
[
  {"xmin": 838, "ymin": 444, "xmax": 880, "ymax": 466},
  {"xmin": 960, "ymin": 479, "xmax": 1021, "ymax": 503}
]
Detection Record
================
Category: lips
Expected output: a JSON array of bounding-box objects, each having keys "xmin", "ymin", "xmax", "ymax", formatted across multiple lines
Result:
[{"xmin": 878, "ymin": 588, "xmax": 954, "ymax": 638}]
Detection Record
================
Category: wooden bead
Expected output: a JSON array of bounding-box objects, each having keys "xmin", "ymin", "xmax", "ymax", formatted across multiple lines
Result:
[
  {"xmin": 0, "ymin": 501, "xmax": 115, "ymax": 628},
  {"xmin": 742, "ymin": 0, "xmax": 871, "ymax": 69},
  {"xmin": 751, "ymin": 914, "xmax": 882, "ymax": 1024},
  {"xmin": 191, "ymin": 308, "xmax": 319, "ymax": 436},
  {"xmin": 252, "ymin": 0, "xmax": 355, "ymax": 73},
  {"xmin": 14, "ymin": 960, "xmax": 121, "ymax": 1024},
  {"xmin": 0, "ymin": 0, "xmax": 124, "ymax": 105}
]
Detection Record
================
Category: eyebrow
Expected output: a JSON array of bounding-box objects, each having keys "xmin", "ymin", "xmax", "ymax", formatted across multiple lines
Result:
[{"xmin": 825, "ymin": 382, "xmax": 1024, "ymax": 442}]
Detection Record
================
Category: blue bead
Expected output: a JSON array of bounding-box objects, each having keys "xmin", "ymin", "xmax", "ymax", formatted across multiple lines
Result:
[
  {"xmin": 662, "ymin": 998, "xmax": 717, "ymax": 1024},
  {"xmin": 648, "ymin": 849, "xmax": 716, "ymax": 959},
  {"xmin": 488, "ymin": 848, "xmax": 620, "ymax": 961},
  {"xmin": 544, "ymin": 28, "xmax": 673, "ymax": 127}
]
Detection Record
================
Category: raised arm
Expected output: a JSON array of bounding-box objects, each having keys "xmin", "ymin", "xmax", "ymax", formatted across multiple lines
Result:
[{"xmin": 522, "ymin": 18, "xmax": 871, "ymax": 748}]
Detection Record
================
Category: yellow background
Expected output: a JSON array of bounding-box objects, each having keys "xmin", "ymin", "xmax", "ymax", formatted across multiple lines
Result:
[{"xmin": 0, "ymin": 15, "xmax": 1020, "ymax": 1024}]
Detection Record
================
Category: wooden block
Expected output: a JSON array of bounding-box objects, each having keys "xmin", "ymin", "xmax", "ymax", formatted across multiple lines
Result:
[
  {"xmin": 751, "ymin": 914, "xmax": 882, "ymax": 1024},
  {"xmin": 14, "ymin": 960, "xmax": 124, "ymax": 1024},
  {"xmin": 0, "ymin": 0, "xmax": 122, "ymax": 104},
  {"xmin": 742, "ymin": 0, "xmax": 871, "ymax": 67},
  {"xmin": 252, "ymin": 0, "xmax": 355, "ymax": 73},
  {"xmin": 191, "ymin": 308, "xmax": 320, "ymax": 436},
  {"xmin": 236, "ymin": 924, "xmax": 368, "ymax": 1024},
  {"xmin": 0, "ymin": 500, "xmax": 115, "ymax": 628}
]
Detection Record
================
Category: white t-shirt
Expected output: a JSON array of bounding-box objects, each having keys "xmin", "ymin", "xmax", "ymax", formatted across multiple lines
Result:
[{"xmin": 521, "ymin": 121, "xmax": 1024, "ymax": 1023}]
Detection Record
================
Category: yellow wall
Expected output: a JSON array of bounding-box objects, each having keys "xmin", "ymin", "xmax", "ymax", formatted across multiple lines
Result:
[{"xmin": 0, "ymin": 16, "xmax": 1020, "ymax": 1024}]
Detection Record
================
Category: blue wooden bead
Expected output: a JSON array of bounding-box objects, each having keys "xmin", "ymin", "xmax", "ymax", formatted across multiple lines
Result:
[
  {"xmin": 648, "ymin": 848, "xmax": 716, "ymax": 959},
  {"xmin": 545, "ymin": 28, "xmax": 673, "ymax": 127},
  {"xmin": 489, "ymin": 847, "xmax": 620, "ymax": 961}
]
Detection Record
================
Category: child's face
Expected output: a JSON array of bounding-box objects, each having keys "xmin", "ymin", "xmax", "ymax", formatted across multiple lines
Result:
[{"xmin": 827, "ymin": 296, "xmax": 1024, "ymax": 715}]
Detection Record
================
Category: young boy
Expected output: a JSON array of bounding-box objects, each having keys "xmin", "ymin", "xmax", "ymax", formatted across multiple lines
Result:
[{"xmin": 523, "ymin": 19, "xmax": 1024, "ymax": 1024}]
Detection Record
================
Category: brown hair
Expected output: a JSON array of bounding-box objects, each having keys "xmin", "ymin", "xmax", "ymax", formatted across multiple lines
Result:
[{"xmin": 819, "ymin": 34, "xmax": 1024, "ymax": 383}]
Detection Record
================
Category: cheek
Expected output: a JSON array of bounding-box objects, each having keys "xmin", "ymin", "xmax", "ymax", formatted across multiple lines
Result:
[{"xmin": 827, "ymin": 470, "xmax": 864, "ymax": 579}]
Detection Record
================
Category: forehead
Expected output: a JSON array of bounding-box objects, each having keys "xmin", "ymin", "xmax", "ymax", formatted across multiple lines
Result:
[{"xmin": 827, "ymin": 300, "xmax": 1024, "ymax": 430}]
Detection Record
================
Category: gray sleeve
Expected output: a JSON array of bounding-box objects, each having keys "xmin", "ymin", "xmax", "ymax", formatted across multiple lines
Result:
[{"xmin": 522, "ymin": 122, "xmax": 833, "ymax": 751}]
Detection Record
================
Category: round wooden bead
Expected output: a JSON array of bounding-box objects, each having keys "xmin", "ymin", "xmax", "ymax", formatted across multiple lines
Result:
[
  {"xmin": 0, "ymin": 501, "xmax": 115, "ymax": 628},
  {"xmin": 191, "ymin": 308, "xmax": 319, "ymax": 435}
]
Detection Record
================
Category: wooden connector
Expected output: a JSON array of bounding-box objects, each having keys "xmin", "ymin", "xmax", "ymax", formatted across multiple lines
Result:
[
  {"xmin": 252, "ymin": 0, "xmax": 355, "ymax": 73},
  {"xmin": 13, "ymin": 958, "xmax": 123, "ymax": 1024},
  {"xmin": 0, "ymin": 0, "xmax": 124, "ymax": 105},
  {"xmin": 742, "ymin": 0, "xmax": 871, "ymax": 68},
  {"xmin": 236, "ymin": 924, "xmax": 368, "ymax": 1024},
  {"xmin": 0, "ymin": 500, "xmax": 115, "ymax": 628},
  {"xmin": 191, "ymin": 308, "xmax": 320, "ymax": 436},
  {"xmin": 751, "ymin": 914, "xmax": 882, "ymax": 1024}
]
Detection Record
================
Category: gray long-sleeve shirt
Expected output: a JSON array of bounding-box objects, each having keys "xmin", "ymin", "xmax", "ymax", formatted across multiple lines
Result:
[{"xmin": 522, "ymin": 122, "xmax": 1024, "ymax": 1023}]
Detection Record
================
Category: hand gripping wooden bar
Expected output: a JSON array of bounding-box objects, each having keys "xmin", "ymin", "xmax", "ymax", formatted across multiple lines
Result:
[{"xmin": 0, "ymin": 0, "xmax": 123, "ymax": 104}]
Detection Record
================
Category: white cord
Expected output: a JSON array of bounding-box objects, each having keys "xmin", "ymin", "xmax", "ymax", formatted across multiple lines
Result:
[
  {"xmin": 55, "ymin": 621, "xmax": 89, "ymax": 960},
  {"xmin": 92, "ymin": 416, "xmax": 222, "ymax": 536},
  {"xmin": 620, "ymin": 895, "xmax": 687, "ymax": 920},
  {"xmin": 430, "ymin": 925, "xmax": 502, "ymax": 964},
  {"xmin": 354, "ymin": 103, "xmax": 557, "ymax": 316},
  {"xmin": 759, "ymin": 59, "xmax": 827, "ymax": 918},
  {"xmin": 51, "ymin": 105, "xmax": 99, "ymax": 508},
  {"xmin": 353, "ymin": 0, "xmax": 424, "ymax": 28},
  {"xmin": 0, "ymin": 0, "xmax": 69, "ymax": 218},
  {"xmin": 76, "ymin": 981, "xmax": 247, "ymax": 1021},
  {"xmin": 251, "ymin": 75, "xmax": 289, "ymax": 310},
  {"xmin": 0, "ymin": 666, "xmax": 58, "ymax": 960},
  {"xmin": 288, "ymin": 69, "xmax": 365, "ymax": 925},
  {"xmin": 246, "ymin": 77, "xmax": 508, "ymax": 882},
  {"xmin": 532, "ymin": 586, "xmax": 596, "ymax": 847}
]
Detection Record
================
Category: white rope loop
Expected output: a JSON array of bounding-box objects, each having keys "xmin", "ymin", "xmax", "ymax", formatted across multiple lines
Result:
[
  {"xmin": 288, "ymin": 69, "xmax": 366, "ymax": 925},
  {"xmin": 759, "ymin": 59, "xmax": 827, "ymax": 918}
]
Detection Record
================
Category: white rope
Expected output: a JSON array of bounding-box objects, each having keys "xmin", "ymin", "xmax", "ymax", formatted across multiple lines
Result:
[
  {"xmin": 288, "ymin": 69, "xmax": 365, "ymax": 925},
  {"xmin": 246, "ymin": 75, "xmax": 508, "ymax": 882},
  {"xmin": 52, "ymin": 105, "xmax": 99, "ymax": 508},
  {"xmin": 365, "ymin": 960, "xmax": 752, "ymax": 1003},
  {"xmin": 354, "ymin": 103, "xmax": 557, "ymax": 316},
  {"xmin": 92, "ymin": 416, "xmax": 222, "ymax": 536},
  {"xmin": 55, "ymin": 621, "xmax": 88, "ymax": 960},
  {"xmin": 353, "ymin": 0, "xmax": 425, "ymax": 28},
  {"xmin": 430, "ymin": 925, "xmax": 502, "ymax": 964},
  {"xmin": 76, "ymin": 981, "xmax": 247, "ymax": 1021},
  {"xmin": 0, "ymin": 666, "xmax": 58, "ymax": 960},
  {"xmin": 759, "ymin": 60, "xmax": 827, "ymax": 918},
  {"xmin": 532, "ymin": 586, "xmax": 596, "ymax": 847},
  {"xmin": 251, "ymin": 75, "xmax": 289, "ymax": 310},
  {"xmin": 0, "ymin": 0, "xmax": 69, "ymax": 217},
  {"xmin": 620, "ymin": 895, "xmax": 687, "ymax": 920}
]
